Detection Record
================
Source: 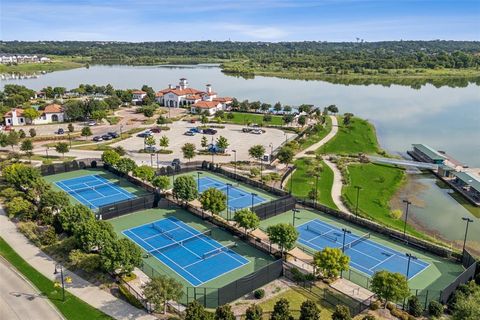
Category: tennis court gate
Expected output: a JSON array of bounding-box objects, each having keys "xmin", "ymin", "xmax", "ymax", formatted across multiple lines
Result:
[
  {"xmin": 39, "ymin": 158, "xmax": 100, "ymax": 176},
  {"xmin": 252, "ymin": 195, "xmax": 296, "ymax": 220},
  {"xmin": 97, "ymin": 193, "xmax": 156, "ymax": 220}
]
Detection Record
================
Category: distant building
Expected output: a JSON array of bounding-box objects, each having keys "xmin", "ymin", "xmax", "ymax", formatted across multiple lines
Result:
[
  {"xmin": 3, "ymin": 104, "xmax": 65, "ymax": 126},
  {"xmin": 453, "ymin": 171, "xmax": 480, "ymax": 200},
  {"xmin": 155, "ymin": 79, "xmax": 232, "ymax": 113},
  {"xmin": 410, "ymin": 144, "xmax": 446, "ymax": 164},
  {"xmin": 0, "ymin": 54, "xmax": 50, "ymax": 64},
  {"xmin": 132, "ymin": 90, "xmax": 147, "ymax": 103}
]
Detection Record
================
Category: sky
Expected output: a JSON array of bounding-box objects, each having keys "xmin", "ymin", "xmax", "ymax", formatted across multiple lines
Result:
[{"xmin": 1, "ymin": 0, "xmax": 479, "ymax": 42}]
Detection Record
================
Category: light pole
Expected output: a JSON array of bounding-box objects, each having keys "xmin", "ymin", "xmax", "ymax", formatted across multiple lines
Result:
[
  {"xmin": 232, "ymin": 149, "xmax": 237, "ymax": 176},
  {"xmin": 260, "ymin": 157, "xmax": 263, "ymax": 181},
  {"xmin": 120, "ymin": 124, "xmax": 124, "ymax": 138},
  {"xmin": 45, "ymin": 146, "xmax": 49, "ymax": 159},
  {"xmin": 251, "ymin": 192, "xmax": 257, "ymax": 210},
  {"xmin": 68, "ymin": 133, "xmax": 72, "ymax": 148},
  {"xmin": 197, "ymin": 171, "xmax": 203, "ymax": 188},
  {"xmin": 156, "ymin": 152, "xmax": 159, "ymax": 170},
  {"xmin": 461, "ymin": 217, "xmax": 474, "ymax": 255},
  {"xmin": 150, "ymin": 153, "xmax": 154, "ymax": 167},
  {"xmin": 341, "ymin": 228, "xmax": 351, "ymax": 278},
  {"xmin": 402, "ymin": 199, "xmax": 412, "ymax": 240},
  {"xmin": 226, "ymin": 183, "xmax": 232, "ymax": 220},
  {"xmin": 314, "ymin": 174, "xmax": 319, "ymax": 205},
  {"xmin": 54, "ymin": 264, "xmax": 65, "ymax": 302},
  {"xmin": 289, "ymin": 167, "xmax": 294, "ymax": 194},
  {"xmin": 405, "ymin": 253, "xmax": 417, "ymax": 279},
  {"xmin": 354, "ymin": 186, "xmax": 362, "ymax": 217},
  {"xmin": 269, "ymin": 143, "xmax": 273, "ymax": 163},
  {"xmin": 284, "ymin": 132, "xmax": 288, "ymax": 144},
  {"xmin": 292, "ymin": 208, "xmax": 300, "ymax": 226}
]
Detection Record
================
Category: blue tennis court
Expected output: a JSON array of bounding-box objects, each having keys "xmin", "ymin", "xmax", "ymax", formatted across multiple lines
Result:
[
  {"xmin": 198, "ymin": 176, "xmax": 266, "ymax": 211},
  {"xmin": 297, "ymin": 219, "xmax": 430, "ymax": 280},
  {"xmin": 123, "ymin": 217, "xmax": 249, "ymax": 286},
  {"xmin": 55, "ymin": 175, "xmax": 135, "ymax": 210}
]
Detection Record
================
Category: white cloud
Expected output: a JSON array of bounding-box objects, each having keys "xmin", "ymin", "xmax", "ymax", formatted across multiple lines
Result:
[{"xmin": 223, "ymin": 24, "xmax": 290, "ymax": 40}]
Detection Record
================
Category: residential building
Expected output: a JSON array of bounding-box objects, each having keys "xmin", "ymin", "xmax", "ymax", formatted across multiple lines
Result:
[
  {"xmin": 0, "ymin": 54, "xmax": 50, "ymax": 64},
  {"xmin": 3, "ymin": 104, "xmax": 65, "ymax": 126},
  {"xmin": 132, "ymin": 90, "xmax": 147, "ymax": 103},
  {"xmin": 190, "ymin": 101, "xmax": 224, "ymax": 115}
]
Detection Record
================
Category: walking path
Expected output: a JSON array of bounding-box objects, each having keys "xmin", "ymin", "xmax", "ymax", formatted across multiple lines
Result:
[
  {"xmin": 323, "ymin": 159, "xmax": 354, "ymax": 215},
  {"xmin": 294, "ymin": 115, "xmax": 338, "ymax": 159},
  {"xmin": 0, "ymin": 208, "xmax": 156, "ymax": 320}
]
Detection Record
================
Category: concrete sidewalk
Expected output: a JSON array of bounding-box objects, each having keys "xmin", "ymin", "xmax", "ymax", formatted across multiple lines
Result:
[
  {"xmin": 0, "ymin": 208, "xmax": 156, "ymax": 320},
  {"xmin": 294, "ymin": 115, "xmax": 338, "ymax": 159},
  {"xmin": 323, "ymin": 159, "xmax": 354, "ymax": 215}
]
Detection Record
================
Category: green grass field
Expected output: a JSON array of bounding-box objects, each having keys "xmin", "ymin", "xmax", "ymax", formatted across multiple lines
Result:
[
  {"xmin": 298, "ymin": 116, "xmax": 333, "ymax": 150},
  {"xmin": 258, "ymin": 208, "xmax": 464, "ymax": 293},
  {"xmin": 0, "ymin": 56, "xmax": 85, "ymax": 73},
  {"xmin": 108, "ymin": 208, "xmax": 276, "ymax": 308},
  {"xmin": 0, "ymin": 237, "xmax": 111, "ymax": 320},
  {"xmin": 286, "ymin": 158, "xmax": 337, "ymax": 210},
  {"xmin": 319, "ymin": 117, "xmax": 381, "ymax": 155},
  {"xmin": 224, "ymin": 112, "xmax": 284, "ymax": 126}
]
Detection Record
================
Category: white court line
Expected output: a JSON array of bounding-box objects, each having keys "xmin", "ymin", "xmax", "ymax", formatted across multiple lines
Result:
[
  {"xmin": 143, "ymin": 226, "xmax": 183, "ymax": 241},
  {"xmin": 368, "ymin": 253, "xmax": 396, "ymax": 271},
  {"xmin": 91, "ymin": 175, "xmax": 134, "ymax": 198},
  {"xmin": 56, "ymin": 181, "xmax": 98, "ymax": 209}
]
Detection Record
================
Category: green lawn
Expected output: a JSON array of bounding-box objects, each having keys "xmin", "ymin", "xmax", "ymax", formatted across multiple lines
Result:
[
  {"xmin": 286, "ymin": 158, "xmax": 337, "ymax": 210},
  {"xmin": 319, "ymin": 117, "xmax": 381, "ymax": 155},
  {"xmin": 298, "ymin": 116, "xmax": 333, "ymax": 150},
  {"xmin": 0, "ymin": 56, "xmax": 85, "ymax": 73},
  {"xmin": 0, "ymin": 237, "xmax": 111, "ymax": 320},
  {"xmin": 341, "ymin": 163, "xmax": 426, "ymax": 237},
  {"xmin": 224, "ymin": 112, "xmax": 284, "ymax": 126}
]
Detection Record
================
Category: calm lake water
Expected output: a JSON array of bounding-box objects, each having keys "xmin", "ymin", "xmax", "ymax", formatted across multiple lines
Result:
[{"xmin": 2, "ymin": 64, "xmax": 480, "ymax": 248}]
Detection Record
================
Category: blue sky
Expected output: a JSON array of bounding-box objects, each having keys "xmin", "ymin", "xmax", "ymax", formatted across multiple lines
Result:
[{"xmin": 1, "ymin": 0, "xmax": 479, "ymax": 41}]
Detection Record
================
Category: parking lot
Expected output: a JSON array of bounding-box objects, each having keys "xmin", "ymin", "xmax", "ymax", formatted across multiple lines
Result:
[{"xmin": 111, "ymin": 121, "xmax": 296, "ymax": 165}]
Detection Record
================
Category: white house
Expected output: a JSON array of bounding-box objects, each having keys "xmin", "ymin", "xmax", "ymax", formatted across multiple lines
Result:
[
  {"xmin": 3, "ymin": 104, "xmax": 65, "ymax": 126},
  {"xmin": 190, "ymin": 101, "xmax": 224, "ymax": 115},
  {"xmin": 132, "ymin": 90, "xmax": 147, "ymax": 103}
]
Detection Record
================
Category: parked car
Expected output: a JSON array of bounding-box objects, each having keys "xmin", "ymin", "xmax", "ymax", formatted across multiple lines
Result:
[
  {"xmin": 150, "ymin": 127, "xmax": 162, "ymax": 133},
  {"xmin": 92, "ymin": 136, "xmax": 103, "ymax": 142},
  {"xmin": 108, "ymin": 132, "xmax": 119, "ymax": 138},
  {"xmin": 203, "ymin": 128, "xmax": 217, "ymax": 135},
  {"xmin": 190, "ymin": 119, "xmax": 196, "ymax": 124},
  {"xmin": 184, "ymin": 131, "xmax": 195, "ymax": 136},
  {"xmin": 242, "ymin": 127, "xmax": 252, "ymax": 133},
  {"xmin": 189, "ymin": 127, "xmax": 201, "ymax": 133},
  {"xmin": 101, "ymin": 134, "xmax": 113, "ymax": 140},
  {"xmin": 88, "ymin": 120, "xmax": 97, "ymax": 126},
  {"xmin": 55, "ymin": 128, "xmax": 65, "ymax": 135},
  {"xmin": 171, "ymin": 158, "xmax": 181, "ymax": 167},
  {"xmin": 144, "ymin": 146, "xmax": 158, "ymax": 152},
  {"xmin": 137, "ymin": 130, "xmax": 152, "ymax": 138},
  {"xmin": 251, "ymin": 129, "xmax": 263, "ymax": 134}
]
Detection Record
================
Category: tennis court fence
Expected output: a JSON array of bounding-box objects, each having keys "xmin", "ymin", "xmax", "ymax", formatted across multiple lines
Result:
[
  {"xmin": 97, "ymin": 193, "xmax": 156, "ymax": 220},
  {"xmin": 39, "ymin": 158, "xmax": 101, "ymax": 176},
  {"xmin": 252, "ymin": 195, "xmax": 296, "ymax": 220}
]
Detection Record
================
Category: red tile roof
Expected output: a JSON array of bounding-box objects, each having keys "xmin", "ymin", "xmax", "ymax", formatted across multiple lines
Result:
[
  {"xmin": 44, "ymin": 104, "xmax": 63, "ymax": 113},
  {"xmin": 191, "ymin": 101, "xmax": 221, "ymax": 109},
  {"xmin": 132, "ymin": 90, "xmax": 146, "ymax": 94},
  {"xmin": 4, "ymin": 108, "xmax": 24, "ymax": 117},
  {"xmin": 213, "ymin": 97, "xmax": 233, "ymax": 103}
]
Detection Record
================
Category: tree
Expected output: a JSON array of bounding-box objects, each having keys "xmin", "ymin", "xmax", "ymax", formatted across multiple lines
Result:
[
  {"xmin": 343, "ymin": 113, "xmax": 354, "ymax": 125},
  {"xmin": 142, "ymin": 275, "xmax": 183, "ymax": 314},
  {"xmin": 331, "ymin": 305, "xmax": 351, "ymax": 320},
  {"xmin": 74, "ymin": 219, "xmax": 116, "ymax": 252},
  {"xmin": 270, "ymin": 298, "xmax": 293, "ymax": 320},
  {"xmin": 266, "ymin": 223, "xmax": 298, "ymax": 255},
  {"xmin": 29, "ymin": 128, "xmax": 36, "ymax": 137},
  {"xmin": 313, "ymin": 247, "xmax": 349, "ymax": 278},
  {"xmin": 2, "ymin": 163, "xmax": 43, "ymax": 194},
  {"xmin": 307, "ymin": 188, "xmax": 319, "ymax": 201},
  {"xmin": 249, "ymin": 145, "xmax": 266, "ymax": 162},
  {"xmin": 234, "ymin": 208, "xmax": 260, "ymax": 235},
  {"xmin": 185, "ymin": 300, "xmax": 207, "ymax": 320},
  {"xmin": 407, "ymin": 296, "xmax": 423, "ymax": 317},
  {"xmin": 299, "ymin": 300, "xmax": 320, "ymax": 320},
  {"xmin": 172, "ymin": 175, "xmax": 198, "ymax": 203},
  {"xmin": 283, "ymin": 105, "xmax": 292, "ymax": 113},
  {"xmin": 263, "ymin": 114, "xmax": 272, "ymax": 122},
  {"xmin": 57, "ymin": 204, "xmax": 95, "ymax": 235},
  {"xmin": 216, "ymin": 136, "xmax": 229, "ymax": 153},
  {"xmin": 215, "ymin": 304, "xmax": 235, "ymax": 320},
  {"xmin": 327, "ymin": 105, "xmax": 339, "ymax": 114},
  {"xmin": 298, "ymin": 115, "xmax": 307, "ymax": 126},
  {"xmin": 273, "ymin": 102, "xmax": 282, "ymax": 112},
  {"xmin": 5, "ymin": 131, "xmax": 20, "ymax": 150},
  {"xmin": 144, "ymin": 135, "xmax": 156, "ymax": 149},
  {"xmin": 260, "ymin": 103, "xmax": 271, "ymax": 113},
  {"xmin": 5, "ymin": 196, "xmax": 34, "ymax": 219},
  {"xmin": 115, "ymin": 158, "xmax": 137, "ymax": 174},
  {"xmin": 159, "ymin": 135, "xmax": 169, "ymax": 150},
  {"xmin": 55, "ymin": 142, "xmax": 69, "ymax": 159},
  {"xmin": 81, "ymin": 126, "xmax": 92, "ymax": 140},
  {"xmin": 23, "ymin": 107, "xmax": 41, "ymax": 123},
  {"xmin": 18, "ymin": 129, "xmax": 26, "ymax": 139},
  {"xmin": 20, "ymin": 139, "xmax": 33, "ymax": 161},
  {"xmin": 181, "ymin": 143, "xmax": 196, "ymax": 163},
  {"xmin": 245, "ymin": 304, "xmax": 263, "ymax": 320},
  {"xmin": 133, "ymin": 165, "xmax": 155, "ymax": 182},
  {"xmin": 39, "ymin": 189, "xmax": 69, "ymax": 216},
  {"xmin": 201, "ymin": 136, "xmax": 208, "ymax": 150},
  {"xmin": 371, "ymin": 271, "xmax": 410, "ymax": 308},
  {"xmin": 100, "ymin": 238, "xmax": 142, "ymax": 275},
  {"xmin": 199, "ymin": 188, "xmax": 226, "ymax": 215},
  {"xmin": 91, "ymin": 110, "xmax": 107, "ymax": 121},
  {"xmin": 277, "ymin": 147, "xmax": 294, "ymax": 167},
  {"xmin": 67, "ymin": 123, "xmax": 75, "ymax": 132},
  {"xmin": 282, "ymin": 114, "xmax": 294, "ymax": 125},
  {"xmin": 101, "ymin": 150, "xmax": 121, "ymax": 166},
  {"xmin": 152, "ymin": 175, "xmax": 170, "ymax": 193}
]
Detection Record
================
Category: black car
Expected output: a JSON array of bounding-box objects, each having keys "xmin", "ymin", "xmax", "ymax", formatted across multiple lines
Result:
[
  {"xmin": 171, "ymin": 158, "xmax": 181, "ymax": 167},
  {"xmin": 55, "ymin": 128, "xmax": 65, "ymax": 134},
  {"xmin": 102, "ymin": 134, "xmax": 113, "ymax": 140},
  {"xmin": 137, "ymin": 131, "xmax": 152, "ymax": 138},
  {"xmin": 92, "ymin": 136, "xmax": 103, "ymax": 142},
  {"xmin": 203, "ymin": 128, "xmax": 217, "ymax": 135},
  {"xmin": 108, "ymin": 132, "xmax": 119, "ymax": 138}
]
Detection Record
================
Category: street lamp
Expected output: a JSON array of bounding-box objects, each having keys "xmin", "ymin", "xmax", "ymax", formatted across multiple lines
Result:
[
  {"xmin": 405, "ymin": 253, "xmax": 417, "ymax": 279},
  {"xmin": 232, "ymin": 150, "xmax": 237, "ymax": 176},
  {"xmin": 67, "ymin": 133, "xmax": 72, "ymax": 148},
  {"xmin": 251, "ymin": 192, "xmax": 257, "ymax": 210},
  {"xmin": 354, "ymin": 186, "xmax": 362, "ymax": 217},
  {"xmin": 269, "ymin": 143, "xmax": 273, "ymax": 163},
  {"xmin": 45, "ymin": 146, "xmax": 49, "ymax": 159},
  {"xmin": 402, "ymin": 199, "xmax": 412, "ymax": 240},
  {"xmin": 54, "ymin": 264, "xmax": 66, "ymax": 302},
  {"xmin": 150, "ymin": 153, "xmax": 154, "ymax": 167},
  {"xmin": 284, "ymin": 132, "xmax": 288, "ymax": 144},
  {"xmin": 226, "ymin": 183, "xmax": 232, "ymax": 220},
  {"xmin": 156, "ymin": 152, "xmax": 159, "ymax": 170},
  {"xmin": 461, "ymin": 217, "xmax": 474, "ymax": 255},
  {"xmin": 341, "ymin": 228, "xmax": 351, "ymax": 278},
  {"xmin": 292, "ymin": 208, "xmax": 300, "ymax": 226}
]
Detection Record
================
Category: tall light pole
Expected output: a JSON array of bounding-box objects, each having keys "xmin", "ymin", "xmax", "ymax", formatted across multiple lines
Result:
[
  {"xmin": 251, "ymin": 192, "xmax": 257, "ymax": 210},
  {"xmin": 341, "ymin": 228, "xmax": 351, "ymax": 278},
  {"xmin": 120, "ymin": 124, "xmax": 124, "ymax": 138},
  {"xmin": 54, "ymin": 264, "xmax": 66, "ymax": 302},
  {"xmin": 269, "ymin": 143, "xmax": 273, "ymax": 163},
  {"xmin": 150, "ymin": 153, "xmax": 154, "ymax": 167},
  {"xmin": 354, "ymin": 186, "xmax": 362, "ymax": 217},
  {"xmin": 289, "ymin": 168, "xmax": 294, "ymax": 195},
  {"xmin": 226, "ymin": 183, "xmax": 232, "ymax": 220},
  {"xmin": 402, "ymin": 199, "xmax": 412, "ymax": 240},
  {"xmin": 461, "ymin": 217, "xmax": 474, "ymax": 255},
  {"xmin": 45, "ymin": 146, "xmax": 49, "ymax": 159},
  {"xmin": 156, "ymin": 152, "xmax": 159, "ymax": 170},
  {"xmin": 292, "ymin": 208, "xmax": 300, "ymax": 226},
  {"xmin": 197, "ymin": 171, "xmax": 203, "ymax": 189},
  {"xmin": 405, "ymin": 253, "xmax": 417, "ymax": 279},
  {"xmin": 232, "ymin": 150, "xmax": 237, "ymax": 176}
]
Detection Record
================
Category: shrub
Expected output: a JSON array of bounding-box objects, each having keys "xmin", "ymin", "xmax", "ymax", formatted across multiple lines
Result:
[
  {"xmin": 407, "ymin": 296, "xmax": 423, "ymax": 317},
  {"xmin": 118, "ymin": 284, "xmax": 144, "ymax": 309},
  {"xmin": 370, "ymin": 300, "xmax": 381, "ymax": 310},
  {"xmin": 250, "ymin": 167, "xmax": 260, "ymax": 177},
  {"xmin": 332, "ymin": 305, "xmax": 351, "ymax": 320},
  {"xmin": 38, "ymin": 226, "xmax": 58, "ymax": 246},
  {"xmin": 389, "ymin": 209, "xmax": 402, "ymax": 220},
  {"xmin": 18, "ymin": 221, "xmax": 40, "ymax": 245},
  {"xmin": 69, "ymin": 249, "xmax": 102, "ymax": 273},
  {"xmin": 386, "ymin": 302, "xmax": 396, "ymax": 311},
  {"xmin": 253, "ymin": 289, "xmax": 265, "ymax": 299},
  {"xmin": 362, "ymin": 315, "xmax": 376, "ymax": 320},
  {"xmin": 428, "ymin": 300, "xmax": 443, "ymax": 317}
]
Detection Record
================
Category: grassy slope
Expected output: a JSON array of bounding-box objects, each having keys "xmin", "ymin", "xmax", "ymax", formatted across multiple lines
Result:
[
  {"xmin": 319, "ymin": 117, "xmax": 381, "ymax": 155},
  {"xmin": 0, "ymin": 237, "xmax": 111, "ymax": 320},
  {"xmin": 341, "ymin": 163, "xmax": 426, "ymax": 237},
  {"xmin": 224, "ymin": 112, "xmax": 284, "ymax": 126},
  {"xmin": 287, "ymin": 158, "xmax": 337, "ymax": 210},
  {"xmin": 298, "ymin": 116, "xmax": 332, "ymax": 150}
]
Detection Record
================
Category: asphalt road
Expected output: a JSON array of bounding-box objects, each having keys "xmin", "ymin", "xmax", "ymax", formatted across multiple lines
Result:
[{"xmin": 0, "ymin": 257, "xmax": 63, "ymax": 320}]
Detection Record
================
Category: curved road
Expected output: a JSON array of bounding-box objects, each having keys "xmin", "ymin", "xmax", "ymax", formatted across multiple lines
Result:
[{"xmin": 0, "ymin": 257, "xmax": 63, "ymax": 320}]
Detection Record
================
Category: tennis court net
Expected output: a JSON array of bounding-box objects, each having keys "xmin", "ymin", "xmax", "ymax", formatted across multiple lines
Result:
[
  {"xmin": 151, "ymin": 223, "xmax": 176, "ymax": 240},
  {"xmin": 306, "ymin": 224, "xmax": 338, "ymax": 243},
  {"xmin": 202, "ymin": 243, "xmax": 237, "ymax": 260},
  {"xmin": 345, "ymin": 233, "xmax": 370, "ymax": 250},
  {"xmin": 149, "ymin": 229, "xmax": 212, "ymax": 254},
  {"xmin": 64, "ymin": 182, "xmax": 114, "ymax": 194}
]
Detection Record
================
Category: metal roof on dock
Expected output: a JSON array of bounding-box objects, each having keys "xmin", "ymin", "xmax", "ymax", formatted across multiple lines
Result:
[{"xmin": 412, "ymin": 144, "xmax": 446, "ymax": 161}]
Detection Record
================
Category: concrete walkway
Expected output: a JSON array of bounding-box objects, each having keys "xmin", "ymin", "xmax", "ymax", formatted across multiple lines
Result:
[
  {"xmin": 0, "ymin": 208, "xmax": 156, "ymax": 320},
  {"xmin": 294, "ymin": 115, "xmax": 338, "ymax": 159},
  {"xmin": 323, "ymin": 159, "xmax": 354, "ymax": 215}
]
